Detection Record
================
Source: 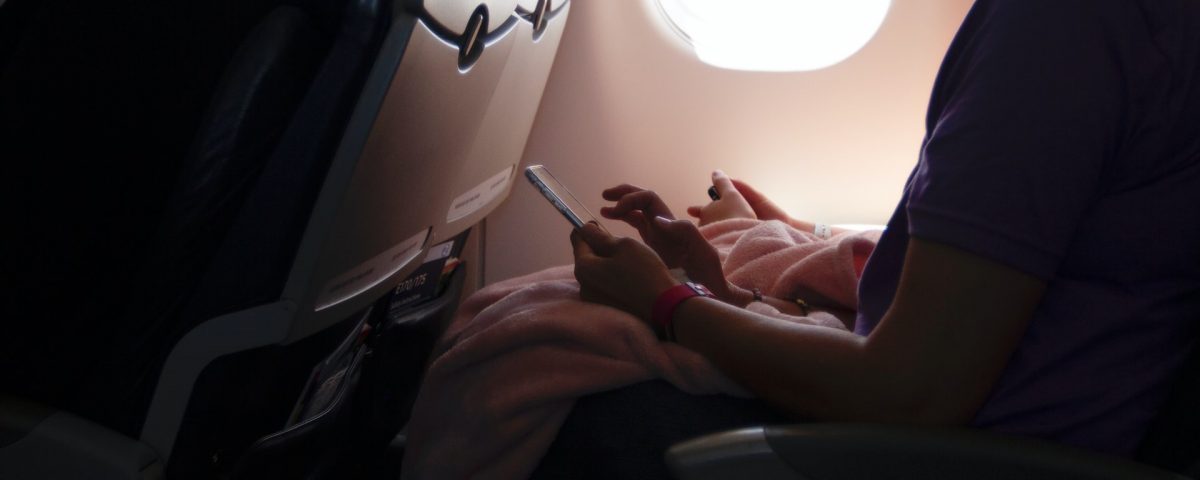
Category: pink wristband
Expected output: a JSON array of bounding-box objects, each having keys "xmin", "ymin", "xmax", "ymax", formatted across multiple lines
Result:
[{"xmin": 651, "ymin": 282, "xmax": 712, "ymax": 341}]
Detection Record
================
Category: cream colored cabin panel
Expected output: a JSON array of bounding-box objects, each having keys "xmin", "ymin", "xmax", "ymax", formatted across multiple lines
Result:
[{"xmin": 488, "ymin": 0, "xmax": 973, "ymax": 283}]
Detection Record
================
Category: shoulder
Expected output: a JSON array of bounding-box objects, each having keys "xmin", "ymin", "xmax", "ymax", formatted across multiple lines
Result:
[
  {"xmin": 931, "ymin": 0, "xmax": 1165, "ymax": 110},
  {"xmin": 969, "ymin": 0, "xmax": 1173, "ymax": 39}
]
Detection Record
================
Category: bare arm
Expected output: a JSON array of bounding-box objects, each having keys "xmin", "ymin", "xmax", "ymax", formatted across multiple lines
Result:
[
  {"xmin": 573, "ymin": 224, "xmax": 1045, "ymax": 425},
  {"xmin": 671, "ymin": 237, "xmax": 1045, "ymax": 424}
]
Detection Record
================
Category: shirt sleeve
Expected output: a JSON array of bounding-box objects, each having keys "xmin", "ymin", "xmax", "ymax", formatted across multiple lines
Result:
[{"xmin": 906, "ymin": 0, "xmax": 1139, "ymax": 279}]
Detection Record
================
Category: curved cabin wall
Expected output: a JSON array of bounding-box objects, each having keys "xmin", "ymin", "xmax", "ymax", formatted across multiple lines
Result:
[{"xmin": 487, "ymin": 0, "xmax": 973, "ymax": 283}]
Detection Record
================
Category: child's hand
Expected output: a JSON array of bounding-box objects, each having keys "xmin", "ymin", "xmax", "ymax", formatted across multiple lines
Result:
[
  {"xmin": 686, "ymin": 170, "xmax": 757, "ymax": 226},
  {"xmin": 728, "ymin": 178, "xmax": 793, "ymax": 223},
  {"xmin": 696, "ymin": 176, "xmax": 828, "ymax": 234}
]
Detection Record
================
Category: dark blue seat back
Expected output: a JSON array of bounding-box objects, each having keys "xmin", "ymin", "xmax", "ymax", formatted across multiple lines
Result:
[{"xmin": 1, "ymin": 0, "xmax": 387, "ymax": 475}]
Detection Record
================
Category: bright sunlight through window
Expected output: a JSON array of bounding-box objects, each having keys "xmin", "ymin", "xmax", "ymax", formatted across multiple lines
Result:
[{"xmin": 655, "ymin": 0, "xmax": 892, "ymax": 72}]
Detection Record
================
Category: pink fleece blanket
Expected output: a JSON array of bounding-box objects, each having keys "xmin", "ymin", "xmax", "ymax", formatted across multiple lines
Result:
[{"xmin": 401, "ymin": 219, "xmax": 880, "ymax": 479}]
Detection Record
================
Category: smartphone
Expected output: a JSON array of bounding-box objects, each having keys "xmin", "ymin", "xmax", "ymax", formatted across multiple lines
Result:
[{"xmin": 525, "ymin": 165, "xmax": 607, "ymax": 232}]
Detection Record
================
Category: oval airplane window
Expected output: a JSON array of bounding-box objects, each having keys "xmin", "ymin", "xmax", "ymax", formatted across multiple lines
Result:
[{"xmin": 655, "ymin": 0, "xmax": 891, "ymax": 72}]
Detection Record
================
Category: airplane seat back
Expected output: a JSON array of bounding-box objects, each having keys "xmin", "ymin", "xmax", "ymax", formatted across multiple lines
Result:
[
  {"xmin": 140, "ymin": 1, "xmax": 572, "ymax": 475},
  {"xmin": 0, "ymin": 0, "xmax": 304, "ymax": 412},
  {"xmin": 1, "ymin": 0, "xmax": 569, "ymax": 476},
  {"xmin": 204, "ymin": 2, "xmax": 572, "ymax": 475},
  {"xmin": 74, "ymin": 0, "xmax": 348, "ymax": 430},
  {"xmin": 2, "ymin": 0, "xmax": 385, "ymax": 476},
  {"xmin": 84, "ymin": 1, "xmax": 391, "ymax": 476},
  {"xmin": 1136, "ymin": 341, "xmax": 1200, "ymax": 477}
]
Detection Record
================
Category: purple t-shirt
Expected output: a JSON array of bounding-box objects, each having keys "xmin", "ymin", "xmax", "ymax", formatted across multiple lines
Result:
[{"xmin": 855, "ymin": 0, "xmax": 1200, "ymax": 455}]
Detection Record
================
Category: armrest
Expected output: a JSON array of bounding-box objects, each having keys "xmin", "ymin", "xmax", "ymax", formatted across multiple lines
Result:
[
  {"xmin": 0, "ymin": 395, "xmax": 162, "ymax": 480},
  {"xmin": 666, "ymin": 424, "xmax": 1189, "ymax": 480}
]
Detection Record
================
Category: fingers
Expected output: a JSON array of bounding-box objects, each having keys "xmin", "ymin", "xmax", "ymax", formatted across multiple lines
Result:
[
  {"xmin": 576, "ymin": 222, "xmax": 619, "ymax": 257},
  {"xmin": 687, "ymin": 205, "xmax": 715, "ymax": 225},
  {"xmin": 572, "ymin": 230, "xmax": 601, "ymax": 305},
  {"xmin": 571, "ymin": 223, "xmax": 617, "ymax": 260},
  {"xmin": 711, "ymin": 170, "xmax": 737, "ymax": 197},
  {"xmin": 626, "ymin": 210, "xmax": 652, "ymax": 241},
  {"xmin": 570, "ymin": 227, "xmax": 593, "ymax": 261},
  {"xmin": 600, "ymin": 184, "xmax": 648, "ymax": 220},
  {"xmin": 648, "ymin": 215, "xmax": 706, "ymax": 253},
  {"xmin": 650, "ymin": 214, "xmax": 699, "ymax": 237},
  {"xmin": 602, "ymin": 189, "xmax": 673, "ymax": 221},
  {"xmin": 657, "ymin": 216, "xmax": 686, "ymax": 234},
  {"xmin": 730, "ymin": 177, "xmax": 792, "ymax": 222},
  {"xmin": 602, "ymin": 184, "xmax": 645, "ymax": 201},
  {"xmin": 627, "ymin": 209, "xmax": 648, "ymax": 227},
  {"xmin": 731, "ymin": 178, "xmax": 765, "ymax": 203}
]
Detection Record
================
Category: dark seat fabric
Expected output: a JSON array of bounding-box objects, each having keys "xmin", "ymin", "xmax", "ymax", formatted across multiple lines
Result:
[
  {"xmin": 662, "ymin": 343, "xmax": 1200, "ymax": 480},
  {"xmin": 118, "ymin": 4, "xmax": 390, "ymax": 475},
  {"xmin": 532, "ymin": 380, "xmax": 790, "ymax": 480},
  {"xmin": 2, "ymin": 0, "xmax": 280, "ymax": 417},
  {"xmin": 72, "ymin": 4, "xmax": 334, "ymax": 437},
  {"xmin": 1137, "ymin": 340, "xmax": 1200, "ymax": 477},
  {"xmin": 1, "ymin": 0, "xmax": 385, "ymax": 454}
]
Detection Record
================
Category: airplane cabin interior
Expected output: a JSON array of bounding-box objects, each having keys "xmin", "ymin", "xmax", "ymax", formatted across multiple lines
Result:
[{"xmin": 1, "ymin": 0, "xmax": 1198, "ymax": 479}]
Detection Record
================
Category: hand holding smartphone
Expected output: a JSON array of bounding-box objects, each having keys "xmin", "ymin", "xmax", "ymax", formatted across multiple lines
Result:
[{"xmin": 525, "ymin": 165, "xmax": 608, "ymax": 232}]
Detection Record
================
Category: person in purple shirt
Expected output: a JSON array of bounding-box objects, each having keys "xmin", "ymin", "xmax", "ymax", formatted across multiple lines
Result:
[{"xmin": 553, "ymin": 0, "xmax": 1200, "ymax": 471}]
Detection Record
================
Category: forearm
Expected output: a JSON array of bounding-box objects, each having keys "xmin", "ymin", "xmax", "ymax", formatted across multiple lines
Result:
[
  {"xmin": 666, "ymin": 238, "xmax": 1048, "ymax": 427},
  {"xmin": 671, "ymin": 297, "xmax": 942, "ymax": 424},
  {"xmin": 575, "ymin": 222, "xmax": 1035, "ymax": 428}
]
